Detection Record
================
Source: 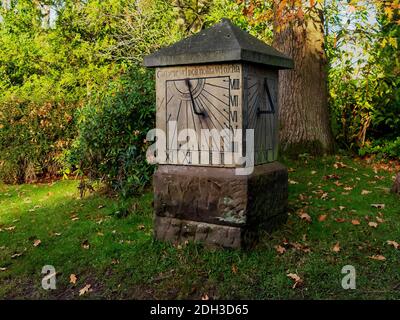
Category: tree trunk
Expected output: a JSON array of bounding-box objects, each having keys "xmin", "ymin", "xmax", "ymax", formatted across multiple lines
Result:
[
  {"xmin": 273, "ymin": 1, "xmax": 334, "ymax": 157},
  {"xmin": 391, "ymin": 173, "xmax": 400, "ymax": 194}
]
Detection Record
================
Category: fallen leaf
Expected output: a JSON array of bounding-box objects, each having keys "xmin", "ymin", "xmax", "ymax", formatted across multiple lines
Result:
[
  {"xmin": 361, "ymin": 190, "xmax": 372, "ymax": 195},
  {"xmin": 201, "ymin": 294, "xmax": 209, "ymax": 300},
  {"xmin": 371, "ymin": 204, "xmax": 385, "ymax": 209},
  {"xmin": 387, "ymin": 240, "xmax": 399, "ymax": 249},
  {"xmin": 287, "ymin": 273, "xmax": 303, "ymax": 288},
  {"xmin": 290, "ymin": 242, "xmax": 311, "ymax": 253},
  {"xmin": 11, "ymin": 252, "xmax": 23, "ymax": 259},
  {"xmin": 332, "ymin": 242, "xmax": 341, "ymax": 253},
  {"xmin": 334, "ymin": 162, "xmax": 348, "ymax": 169},
  {"xmin": 311, "ymin": 171, "xmax": 317, "ymax": 175},
  {"xmin": 97, "ymin": 205, "xmax": 105, "ymax": 209},
  {"xmin": 368, "ymin": 222, "xmax": 378, "ymax": 228},
  {"xmin": 79, "ymin": 284, "xmax": 92, "ymax": 296},
  {"xmin": 70, "ymin": 274, "xmax": 77, "ymax": 284},
  {"xmin": 298, "ymin": 211, "xmax": 312, "ymax": 223},
  {"xmin": 275, "ymin": 245, "xmax": 286, "ymax": 254},
  {"xmin": 324, "ymin": 174, "xmax": 341, "ymax": 180},
  {"xmin": 318, "ymin": 214, "xmax": 327, "ymax": 222},
  {"xmin": 33, "ymin": 239, "xmax": 41, "ymax": 247},
  {"xmin": 231, "ymin": 264, "xmax": 238, "ymax": 274},
  {"xmin": 344, "ymin": 186, "xmax": 353, "ymax": 191},
  {"xmin": 351, "ymin": 219, "xmax": 360, "ymax": 225},
  {"xmin": 335, "ymin": 218, "xmax": 346, "ymax": 223},
  {"xmin": 81, "ymin": 240, "xmax": 90, "ymax": 250},
  {"xmin": 289, "ymin": 179, "xmax": 298, "ymax": 185},
  {"xmin": 334, "ymin": 180, "xmax": 343, "ymax": 186},
  {"xmin": 321, "ymin": 192, "xmax": 329, "ymax": 200},
  {"xmin": 339, "ymin": 206, "xmax": 346, "ymax": 211},
  {"xmin": 369, "ymin": 255, "xmax": 386, "ymax": 261},
  {"xmin": 0, "ymin": 267, "xmax": 7, "ymax": 271},
  {"xmin": 376, "ymin": 217, "xmax": 385, "ymax": 223},
  {"xmin": 5, "ymin": 226, "xmax": 15, "ymax": 231},
  {"xmin": 137, "ymin": 224, "xmax": 145, "ymax": 230}
]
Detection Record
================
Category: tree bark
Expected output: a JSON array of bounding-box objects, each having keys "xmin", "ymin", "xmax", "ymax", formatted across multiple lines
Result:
[
  {"xmin": 273, "ymin": 1, "xmax": 334, "ymax": 156},
  {"xmin": 391, "ymin": 172, "xmax": 400, "ymax": 194}
]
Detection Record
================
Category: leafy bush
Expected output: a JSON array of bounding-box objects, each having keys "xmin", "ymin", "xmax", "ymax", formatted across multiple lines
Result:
[
  {"xmin": 0, "ymin": 99, "xmax": 76, "ymax": 183},
  {"xmin": 327, "ymin": 2, "xmax": 400, "ymax": 156},
  {"xmin": 67, "ymin": 67, "xmax": 155, "ymax": 197}
]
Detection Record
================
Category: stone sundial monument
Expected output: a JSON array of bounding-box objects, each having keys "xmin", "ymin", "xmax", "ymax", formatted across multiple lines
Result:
[{"xmin": 144, "ymin": 19, "xmax": 294, "ymax": 249}]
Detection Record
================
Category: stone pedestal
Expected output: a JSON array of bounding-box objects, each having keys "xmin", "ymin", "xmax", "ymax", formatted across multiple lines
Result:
[{"xmin": 153, "ymin": 162, "xmax": 288, "ymax": 249}]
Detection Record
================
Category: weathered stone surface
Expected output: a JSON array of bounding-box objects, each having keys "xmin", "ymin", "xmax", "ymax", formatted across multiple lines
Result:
[
  {"xmin": 144, "ymin": 19, "xmax": 293, "ymax": 69},
  {"xmin": 153, "ymin": 162, "xmax": 288, "ymax": 248},
  {"xmin": 154, "ymin": 216, "xmax": 243, "ymax": 249}
]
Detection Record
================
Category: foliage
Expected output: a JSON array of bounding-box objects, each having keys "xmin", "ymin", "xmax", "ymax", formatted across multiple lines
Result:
[
  {"xmin": 0, "ymin": 0, "xmax": 122, "ymax": 183},
  {"xmin": 326, "ymin": 1, "xmax": 400, "ymax": 156},
  {"xmin": 67, "ymin": 67, "xmax": 155, "ymax": 197}
]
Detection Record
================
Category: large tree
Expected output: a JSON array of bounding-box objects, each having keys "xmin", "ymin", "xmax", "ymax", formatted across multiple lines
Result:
[{"xmin": 273, "ymin": 0, "xmax": 334, "ymax": 156}]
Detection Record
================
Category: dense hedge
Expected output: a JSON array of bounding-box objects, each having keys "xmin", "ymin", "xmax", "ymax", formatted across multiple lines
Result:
[{"xmin": 65, "ymin": 67, "xmax": 155, "ymax": 196}]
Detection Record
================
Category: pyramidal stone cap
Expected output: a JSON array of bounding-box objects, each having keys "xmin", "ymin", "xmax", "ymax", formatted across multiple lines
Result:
[{"xmin": 144, "ymin": 18, "xmax": 293, "ymax": 69}]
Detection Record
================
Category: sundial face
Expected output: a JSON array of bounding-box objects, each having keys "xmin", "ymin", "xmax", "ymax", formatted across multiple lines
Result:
[
  {"xmin": 154, "ymin": 63, "xmax": 279, "ymax": 167},
  {"xmin": 246, "ymin": 70, "xmax": 278, "ymax": 164},
  {"xmin": 156, "ymin": 64, "xmax": 242, "ymax": 166},
  {"xmin": 166, "ymin": 76, "xmax": 230, "ymax": 132}
]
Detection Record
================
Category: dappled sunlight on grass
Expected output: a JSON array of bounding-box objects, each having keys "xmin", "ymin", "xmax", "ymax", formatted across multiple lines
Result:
[{"xmin": 0, "ymin": 156, "xmax": 399, "ymax": 299}]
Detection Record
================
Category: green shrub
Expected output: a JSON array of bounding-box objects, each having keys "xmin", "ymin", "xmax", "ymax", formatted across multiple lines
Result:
[
  {"xmin": 67, "ymin": 67, "xmax": 155, "ymax": 197},
  {"xmin": 0, "ymin": 99, "xmax": 76, "ymax": 183}
]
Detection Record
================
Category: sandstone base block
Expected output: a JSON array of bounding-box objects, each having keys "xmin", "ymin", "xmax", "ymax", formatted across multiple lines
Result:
[{"xmin": 153, "ymin": 162, "xmax": 288, "ymax": 249}]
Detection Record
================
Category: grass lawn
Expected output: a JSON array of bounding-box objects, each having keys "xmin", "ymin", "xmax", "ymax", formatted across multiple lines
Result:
[{"xmin": 0, "ymin": 155, "xmax": 399, "ymax": 299}]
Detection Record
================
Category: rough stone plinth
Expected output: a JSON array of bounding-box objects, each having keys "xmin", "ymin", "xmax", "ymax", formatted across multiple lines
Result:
[{"xmin": 153, "ymin": 162, "xmax": 288, "ymax": 248}]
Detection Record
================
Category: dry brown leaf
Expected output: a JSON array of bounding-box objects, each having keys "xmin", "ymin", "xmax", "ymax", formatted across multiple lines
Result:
[
  {"xmin": 299, "ymin": 212, "xmax": 312, "ymax": 223},
  {"xmin": 368, "ymin": 222, "xmax": 378, "ymax": 228},
  {"xmin": 344, "ymin": 186, "xmax": 353, "ymax": 191},
  {"xmin": 318, "ymin": 214, "xmax": 327, "ymax": 222},
  {"xmin": 334, "ymin": 180, "xmax": 343, "ymax": 186},
  {"xmin": 351, "ymin": 219, "xmax": 361, "ymax": 225},
  {"xmin": 376, "ymin": 217, "xmax": 385, "ymax": 223},
  {"xmin": 97, "ymin": 205, "xmax": 105, "ymax": 209},
  {"xmin": 335, "ymin": 218, "xmax": 346, "ymax": 223},
  {"xmin": 201, "ymin": 294, "xmax": 209, "ymax": 300},
  {"xmin": 339, "ymin": 206, "xmax": 346, "ymax": 211},
  {"xmin": 387, "ymin": 240, "xmax": 399, "ymax": 249},
  {"xmin": 369, "ymin": 255, "xmax": 386, "ymax": 261},
  {"xmin": 70, "ymin": 274, "xmax": 77, "ymax": 285},
  {"xmin": 289, "ymin": 179, "xmax": 298, "ymax": 185},
  {"xmin": 81, "ymin": 240, "xmax": 90, "ymax": 250},
  {"xmin": 137, "ymin": 224, "xmax": 145, "ymax": 230},
  {"xmin": 332, "ymin": 242, "xmax": 341, "ymax": 253},
  {"xmin": 5, "ymin": 226, "xmax": 16, "ymax": 231},
  {"xmin": 361, "ymin": 190, "xmax": 372, "ymax": 195},
  {"xmin": 275, "ymin": 245, "xmax": 286, "ymax": 254},
  {"xmin": 33, "ymin": 239, "xmax": 41, "ymax": 247},
  {"xmin": 371, "ymin": 204, "xmax": 385, "ymax": 209},
  {"xmin": 287, "ymin": 273, "xmax": 303, "ymax": 288},
  {"xmin": 334, "ymin": 162, "xmax": 348, "ymax": 169},
  {"xmin": 79, "ymin": 284, "xmax": 92, "ymax": 296},
  {"xmin": 321, "ymin": 193, "xmax": 329, "ymax": 200},
  {"xmin": 231, "ymin": 264, "xmax": 238, "ymax": 274}
]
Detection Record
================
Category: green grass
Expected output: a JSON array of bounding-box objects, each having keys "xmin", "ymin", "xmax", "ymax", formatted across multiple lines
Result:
[{"xmin": 1, "ymin": 156, "xmax": 399, "ymax": 299}]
